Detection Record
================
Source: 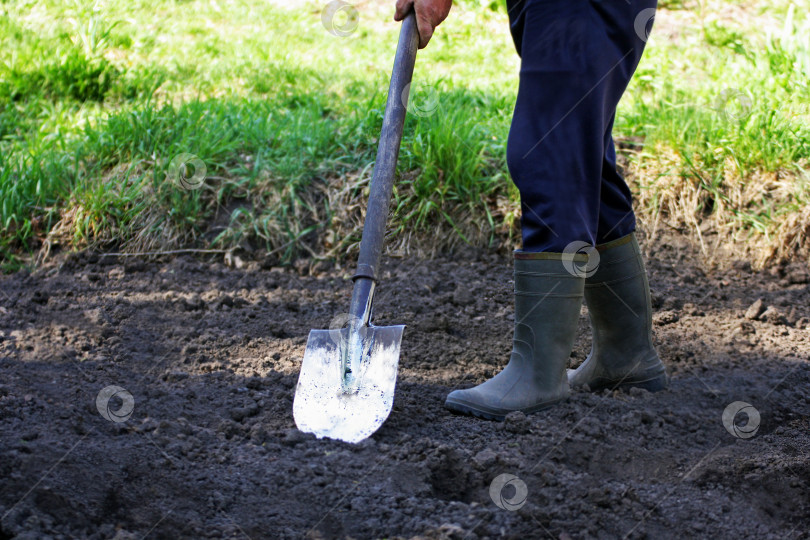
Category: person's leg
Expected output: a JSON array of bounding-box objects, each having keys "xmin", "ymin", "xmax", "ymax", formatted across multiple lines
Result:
[
  {"xmin": 596, "ymin": 118, "xmax": 637, "ymax": 244},
  {"xmin": 509, "ymin": 0, "xmax": 660, "ymax": 251},
  {"xmin": 446, "ymin": 0, "xmax": 664, "ymax": 418},
  {"xmin": 447, "ymin": 0, "xmax": 608, "ymax": 418},
  {"xmin": 592, "ymin": 0, "xmax": 658, "ymax": 243},
  {"xmin": 444, "ymin": 253, "xmax": 584, "ymax": 420},
  {"xmin": 573, "ymin": 131, "xmax": 668, "ymax": 392},
  {"xmin": 505, "ymin": 0, "xmax": 609, "ymax": 251},
  {"xmin": 570, "ymin": 0, "xmax": 668, "ymax": 392}
]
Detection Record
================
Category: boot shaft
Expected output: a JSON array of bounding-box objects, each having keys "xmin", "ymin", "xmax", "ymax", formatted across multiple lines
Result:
[
  {"xmin": 585, "ymin": 233, "xmax": 657, "ymax": 367},
  {"xmin": 512, "ymin": 253, "xmax": 585, "ymax": 384}
]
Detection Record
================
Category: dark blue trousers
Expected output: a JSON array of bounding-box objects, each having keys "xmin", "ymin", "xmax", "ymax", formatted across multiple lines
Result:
[{"xmin": 505, "ymin": 0, "xmax": 656, "ymax": 252}]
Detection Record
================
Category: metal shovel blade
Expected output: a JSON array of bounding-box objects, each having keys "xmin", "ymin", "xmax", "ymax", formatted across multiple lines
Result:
[{"xmin": 293, "ymin": 324, "xmax": 404, "ymax": 443}]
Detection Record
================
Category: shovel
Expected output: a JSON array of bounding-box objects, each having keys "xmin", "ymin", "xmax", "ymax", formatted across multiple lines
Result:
[{"xmin": 293, "ymin": 12, "xmax": 420, "ymax": 444}]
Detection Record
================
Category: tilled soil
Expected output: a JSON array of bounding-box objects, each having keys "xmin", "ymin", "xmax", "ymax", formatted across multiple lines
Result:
[{"xmin": 1, "ymin": 235, "xmax": 809, "ymax": 539}]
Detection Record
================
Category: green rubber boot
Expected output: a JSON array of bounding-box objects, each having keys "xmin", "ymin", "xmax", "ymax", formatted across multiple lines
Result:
[
  {"xmin": 445, "ymin": 252, "xmax": 585, "ymax": 420},
  {"xmin": 568, "ymin": 233, "xmax": 668, "ymax": 392}
]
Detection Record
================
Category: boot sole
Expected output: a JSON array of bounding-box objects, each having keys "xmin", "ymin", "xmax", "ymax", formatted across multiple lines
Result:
[{"xmin": 444, "ymin": 395, "xmax": 568, "ymax": 422}]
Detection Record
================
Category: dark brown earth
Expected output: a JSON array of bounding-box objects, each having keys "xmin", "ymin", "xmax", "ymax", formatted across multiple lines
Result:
[{"xmin": 1, "ymin": 233, "xmax": 809, "ymax": 539}]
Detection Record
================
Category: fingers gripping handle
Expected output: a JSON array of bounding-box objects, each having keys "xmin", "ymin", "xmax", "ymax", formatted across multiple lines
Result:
[{"xmin": 349, "ymin": 12, "xmax": 419, "ymax": 323}]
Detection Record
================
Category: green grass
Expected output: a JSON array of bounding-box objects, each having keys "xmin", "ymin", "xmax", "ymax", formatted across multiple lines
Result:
[{"xmin": 1, "ymin": 0, "xmax": 808, "ymax": 269}]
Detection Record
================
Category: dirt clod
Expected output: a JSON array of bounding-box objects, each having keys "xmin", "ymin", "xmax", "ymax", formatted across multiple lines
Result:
[
  {"xmin": 501, "ymin": 411, "xmax": 531, "ymax": 434},
  {"xmin": 761, "ymin": 306, "xmax": 788, "ymax": 325},
  {"xmin": 653, "ymin": 310, "xmax": 680, "ymax": 325},
  {"xmin": 745, "ymin": 298, "xmax": 766, "ymax": 320}
]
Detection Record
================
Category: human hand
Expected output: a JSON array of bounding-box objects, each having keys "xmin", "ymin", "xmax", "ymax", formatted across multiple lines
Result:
[{"xmin": 394, "ymin": 0, "xmax": 452, "ymax": 49}]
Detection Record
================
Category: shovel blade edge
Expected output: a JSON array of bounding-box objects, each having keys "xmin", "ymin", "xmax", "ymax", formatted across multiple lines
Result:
[{"xmin": 293, "ymin": 325, "xmax": 404, "ymax": 444}]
